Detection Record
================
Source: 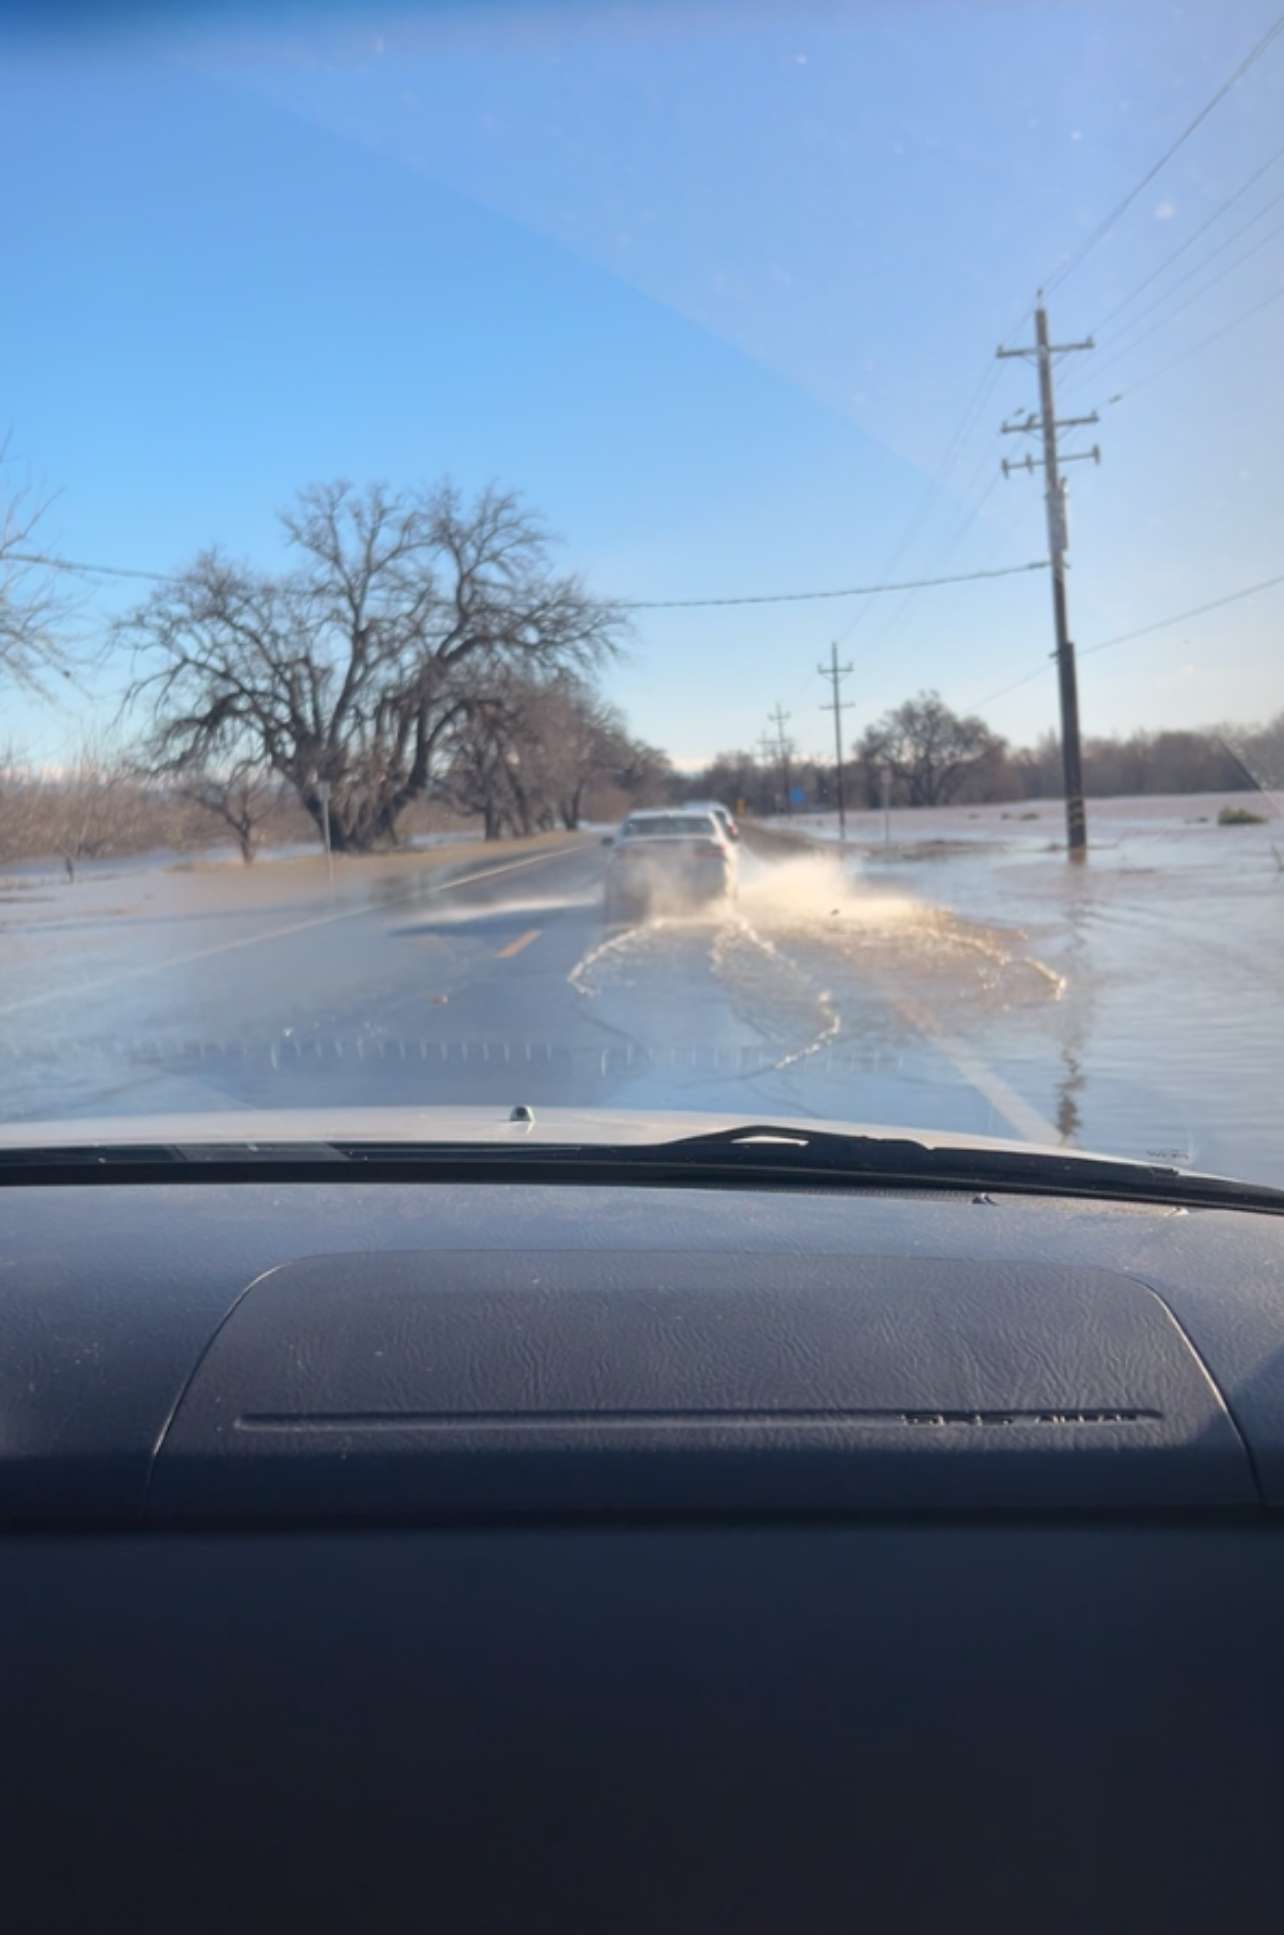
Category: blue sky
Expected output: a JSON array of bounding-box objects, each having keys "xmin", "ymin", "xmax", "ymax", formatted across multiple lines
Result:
[{"xmin": 5, "ymin": 0, "xmax": 1283, "ymax": 767}]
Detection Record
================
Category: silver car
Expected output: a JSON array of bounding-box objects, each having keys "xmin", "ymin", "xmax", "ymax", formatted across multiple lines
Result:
[{"xmin": 603, "ymin": 810, "xmax": 738, "ymax": 922}]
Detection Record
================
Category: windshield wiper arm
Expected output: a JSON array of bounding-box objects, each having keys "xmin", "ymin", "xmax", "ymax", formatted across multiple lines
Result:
[
  {"xmin": 1, "ymin": 1122, "xmax": 1280, "ymax": 1213},
  {"xmin": 313, "ymin": 1120, "xmax": 1284, "ymax": 1212},
  {"xmin": 635, "ymin": 1123, "xmax": 1284, "ymax": 1212}
]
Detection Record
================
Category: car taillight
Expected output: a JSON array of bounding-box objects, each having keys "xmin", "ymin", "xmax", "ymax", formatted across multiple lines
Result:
[{"xmin": 697, "ymin": 842, "xmax": 725, "ymax": 859}]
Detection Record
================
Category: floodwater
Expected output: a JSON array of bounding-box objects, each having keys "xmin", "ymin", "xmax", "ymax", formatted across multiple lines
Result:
[
  {"xmin": 0, "ymin": 795, "xmax": 1280, "ymax": 1187},
  {"xmin": 766, "ymin": 793, "xmax": 1283, "ymax": 1182}
]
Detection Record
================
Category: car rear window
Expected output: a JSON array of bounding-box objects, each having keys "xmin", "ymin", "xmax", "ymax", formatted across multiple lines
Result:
[{"xmin": 621, "ymin": 815, "xmax": 718, "ymax": 838}]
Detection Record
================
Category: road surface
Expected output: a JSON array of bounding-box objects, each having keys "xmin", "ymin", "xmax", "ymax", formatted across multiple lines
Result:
[{"xmin": 0, "ymin": 834, "xmax": 1069, "ymax": 1141}]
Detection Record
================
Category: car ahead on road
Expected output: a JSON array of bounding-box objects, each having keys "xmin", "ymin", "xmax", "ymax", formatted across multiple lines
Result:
[
  {"xmin": 683, "ymin": 798, "xmax": 740, "ymax": 841},
  {"xmin": 602, "ymin": 809, "xmax": 738, "ymax": 922}
]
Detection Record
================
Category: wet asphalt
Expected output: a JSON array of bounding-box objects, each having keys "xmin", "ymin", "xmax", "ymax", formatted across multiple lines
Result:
[{"xmin": 0, "ymin": 836, "xmax": 1050, "ymax": 1140}]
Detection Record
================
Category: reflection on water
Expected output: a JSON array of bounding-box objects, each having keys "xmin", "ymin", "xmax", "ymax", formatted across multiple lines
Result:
[
  {"xmin": 771, "ymin": 794, "xmax": 1282, "ymax": 1179},
  {"xmin": 566, "ymin": 796, "xmax": 1284, "ymax": 1179},
  {"xmin": 2, "ymin": 792, "xmax": 1279, "ymax": 1184},
  {"xmin": 567, "ymin": 852, "xmax": 1072, "ymax": 1139},
  {"xmin": 1055, "ymin": 1043, "xmax": 1083, "ymax": 1144}
]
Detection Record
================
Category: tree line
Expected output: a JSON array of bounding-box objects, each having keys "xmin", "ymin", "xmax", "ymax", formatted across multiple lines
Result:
[
  {"xmin": 684, "ymin": 690, "xmax": 1284, "ymax": 816},
  {"xmin": 3, "ymin": 463, "xmax": 1277, "ymax": 866},
  {"xmin": 120, "ymin": 478, "xmax": 671, "ymax": 852},
  {"xmin": 2, "ymin": 474, "xmax": 669, "ymax": 868}
]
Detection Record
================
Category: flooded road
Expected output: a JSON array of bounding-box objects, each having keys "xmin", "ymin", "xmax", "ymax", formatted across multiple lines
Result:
[
  {"xmin": 775, "ymin": 793, "xmax": 1283, "ymax": 1178},
  {"xmin": 1, "ymin": 794, "xmax": 1280, "ymax": 1184}
]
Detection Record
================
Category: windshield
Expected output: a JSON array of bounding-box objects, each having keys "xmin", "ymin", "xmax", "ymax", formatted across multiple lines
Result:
[{"xmin": 2, "ymin": 1, "xmax": 1282, "ymax": 1185}]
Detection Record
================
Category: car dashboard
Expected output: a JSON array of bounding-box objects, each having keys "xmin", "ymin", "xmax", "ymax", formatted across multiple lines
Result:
[{"xmin": 5, "ymin": 1173, "xmax": 1284, "ymax": 1931}]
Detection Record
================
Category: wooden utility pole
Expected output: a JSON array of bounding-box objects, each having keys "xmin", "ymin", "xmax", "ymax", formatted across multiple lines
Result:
[
  {"xmin": 998, "ymin": 299, "xmax": 1100, "ymax": 860},
  {"xmin": 757, "ymin": 732, "xmax": 779, "ymax": 814},
  {"xmin": 768, "ymin": 703, "xmax": 795, "ymax": 815},
  {"xmin": 817, "ymin": 643, "xmax": 854, "ymax": 838}
]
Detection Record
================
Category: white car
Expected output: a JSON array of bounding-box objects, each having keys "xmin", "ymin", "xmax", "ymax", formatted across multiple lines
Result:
[
  {"xmin": 683, "ymin": 799, "xmax": 740, "ymax": 841},
  {"xmin": 603, "ymin": 809, "xmax": 738, "ymax": 921}
]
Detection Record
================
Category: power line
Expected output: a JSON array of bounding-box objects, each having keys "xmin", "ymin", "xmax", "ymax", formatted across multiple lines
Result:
[
  {"xmin": 1081, "ymin": 570, "xmax": 1284, "ymax": 657},
  {"xmin": 1084, "ymin": 187, "xmax": 1284, "ymax": 364},
  {"xmin": 974, "ymin": 661, "xmax": 1054, "ymax": 710},
  {"xmin": 9, "ymin": 551, "xmax": 1050, "ymax": 612},
  {"xmin": 579, "ymin": 561, "xmax": 1049, "ymax": 609},
  {"xmin": 8, "ymin": 553, "xmax": 171, "ymax": 583},
  {"xmin": 972, "ymin": 568, "xmax": 1284, "ymax": 710},
  {"xmin": 938, "ymin": 467, "xmax": 1002, "ymax": 557},
  {"xmin": 846, "ymin": 467, "xmax": 1005, "ymax": 700},
  {"xmin": 832, "ymin": 295, "xmax": 1040, "ymax": 677},
  {"xmin": 1089, "ymin": 133, "xmax": 1284, "ymax": 334},
  {"xmin": 830, "ymin": 359, "xmax": 1004, "ymax": 650},
  {"xmin": 1070, "ymin": 207, "xmax": 1284, "ymax": 393},
  {"xmin": 1088, "ymin": 278, "xmax": 1284, "ymax": 410},
  {"xmin": 1043, "ymin": 11, "xmax": 1284, "ymax": 294}
]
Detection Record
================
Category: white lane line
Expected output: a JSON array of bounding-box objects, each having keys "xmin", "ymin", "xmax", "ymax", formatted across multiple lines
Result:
[
  {"xmin": 865, "ymin": 965, "xmax": 1060, "ymax": 1143},
  {"xmin": 924, "ymin": 1029, "xmax": 1060, "ymax": 1145},
  {"xmin": 724, "ymin": 916, "xmax": 1060, "ymax": 1146},
  {"xmin": 0, "ymin": 846, "xmax": 584, "ymax": 1020}
]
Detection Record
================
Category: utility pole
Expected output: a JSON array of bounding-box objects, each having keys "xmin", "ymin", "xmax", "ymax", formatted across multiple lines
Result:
[
  {"xmin": 997, "ymin": 298, "xmax": 1100, "ymax": 861},
  {"xmin": 768, "ymin": 703, "xmax": 795, "ymax": 815},
  {"xmin": 756, "ymin": 732, "xmax": 779, "ymax": 815},
  {"xmin": 817, "ymin": 643, "xmax": 854, "ymax": 838}
]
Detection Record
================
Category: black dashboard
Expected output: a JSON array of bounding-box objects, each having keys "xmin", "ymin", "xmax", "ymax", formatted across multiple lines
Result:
[{"xmin": 5, "ymin": 1176, "xmax": 1284, "ymax": 1930}]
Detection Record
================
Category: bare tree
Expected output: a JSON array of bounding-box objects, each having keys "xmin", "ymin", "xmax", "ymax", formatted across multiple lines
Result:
[
  {"xmin": 860, "ymin": 691, "xmax": 1005, "ymax": 807},
  {"xmin": 175, "ymin": 761, "xmax": 278, "ymax": 864},
  {"xmin": 1, "ymin": 439, "xmax": 77, "ymax": 699},
  {"xmin": 440, "ymin": 692, "xmax": 528, "ymax": 841},
  {"xmin": 534, "ymin": 676, "xmax": 630, "ymax": 830},
  {"xmin": 121, "ymin": 481, "xmax": 622, "ymax": 851},
  {"xmin": 438, "ymin": 670, "xmax": 669, "ymax": 839},
  {"xmin": 0, "ymin": 745, "xmax": 41, "ymax": 865},
  {"xmin": 43, "ymin": 739, "xmax": 142, "ymax": 882},
  {"xmin": 608, "ymin": 734, "xmax": 672, "ymax": 812}
]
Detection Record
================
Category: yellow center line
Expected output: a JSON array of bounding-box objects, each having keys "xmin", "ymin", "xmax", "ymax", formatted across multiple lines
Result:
[{"xmin": 496, "ymin": 927, "xmax": 541, "ymax": 960}]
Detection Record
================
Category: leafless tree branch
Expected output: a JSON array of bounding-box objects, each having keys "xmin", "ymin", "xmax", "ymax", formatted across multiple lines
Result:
[
  {"xmin": 120, "ymin": 480, "xmax": 623, "ymax": 850},
  {"xmin": 0, "ymin": 437, "xmax": 80, "ymax": 701}
]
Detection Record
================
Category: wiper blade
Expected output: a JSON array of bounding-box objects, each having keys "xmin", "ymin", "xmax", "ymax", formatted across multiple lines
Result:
[
  {"xmin": 635, "ymin": 1123, "xmax": 1284, "ymax": 1211},
  {"xmin": 553, "ymin": 1122, "xmax": 1284, "ymax": 1207},
  {"xmin": 651, "ymin": 1122, "xmax": 1178, "ymax": 1186},
  {"xmin": 0, "ymin": 1123, "xmax": 1280, "ymax": 1214}
]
